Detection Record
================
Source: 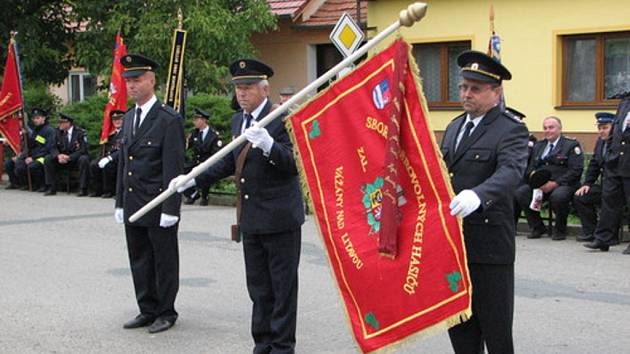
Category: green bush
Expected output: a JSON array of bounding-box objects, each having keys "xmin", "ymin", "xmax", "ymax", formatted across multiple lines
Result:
[{"xmin": 23, "ymin": 81, "xmax": 62, "ymax": 118}]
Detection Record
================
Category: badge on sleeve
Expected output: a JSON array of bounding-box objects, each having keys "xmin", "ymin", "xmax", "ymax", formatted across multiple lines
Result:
[{"xmin": 574, "ymin": 146, "xmax": 581, "ymax": 155}]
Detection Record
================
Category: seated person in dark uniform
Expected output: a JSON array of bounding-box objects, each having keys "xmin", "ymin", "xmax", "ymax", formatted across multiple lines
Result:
[
  {"xmin": 182, "ymin": 108, "xmax": 223, "ymax": 206},
  {"xmin": 89, "ymin": 110, "xmax": 124, "ymax": 198},
  {"xmin": 5, "ymin": 108, "xmax": 56, "ymax": 191},
  {"xmin": 573, "ymin": 112, "xmax": 614, "ymax": 242},
  {"xmin": 515, "ymin": 116, "xmax": 584, "ymax": 240},
  {"xmin": 43, "ymin": 113, "xmax": 90, "ymax": 196}
]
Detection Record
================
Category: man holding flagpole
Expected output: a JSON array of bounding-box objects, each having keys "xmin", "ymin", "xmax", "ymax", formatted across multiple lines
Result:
[
  {"xmin": 170, "ymin": 58, "xmax": 304, "ymax": 354},
  {"xmin": 440, "ymin": 51, "xmax": 528, "ymax": 354}
]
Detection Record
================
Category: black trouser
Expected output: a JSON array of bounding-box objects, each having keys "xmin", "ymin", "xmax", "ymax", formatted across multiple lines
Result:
[
  {"xmin": 448, "ymin": 263, "xmax": 514, "ymax": 354},
  {"xmin": 125, "ymin": 224, "xmax": 179, "ymax": 321},
  {"xmin": 89, "ymin": 159, "xmax": 118, "ymax": 194},
  {"xmin": 572, "ymin": 184, "xmax": 602, "ymax": 237},
  {"xmin": 44, "ymin": 155, "xmax": 90, "ymax": 191},
  {"xmin": 593, "ymin": 175, "xmax": 630, "ymax": 244},
  {"xmin": 243, "ymin": 229, "xmax": 301, "ymax": 354},
  {"xmin": 515, "ymin": 184, "xmax": 575, "ymax": 233},
  {"xmin": 15, "ymin": 158, "xmax": 45, "ymax": 189},
  {"xmin": 4, "ymin": 158, "xmax": 19, "ymax": 186}
]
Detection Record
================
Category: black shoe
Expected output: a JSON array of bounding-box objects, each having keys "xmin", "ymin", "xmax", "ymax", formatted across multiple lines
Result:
[
  {"xmin": 552, "ymin": 232, "xmax": 566, "ymax": 241},
  {"xmin": 183, "ymin": 197, "xmax": 196, "ymax": 205},
  {"xmin": 199, "ymin": 198, "xmax": 208, "ymax": 206},
  {"xmin": 123, "ymin": 314, "xmax": 155, "ymax": 329},
  {"xmin": 21, "ymin": 185, "xmax": 31, "ymax": 191},
  {"xmin": 101, "ymin": 192, "xmax": 114, "ymax": 198},
  {"xmin": 89, "ymin": 192, "xmax": 102, "ymax": 197},
  {"xmin": 583, "ymin": 239, "xmax": 610, "ymax": 252},
  {"xmin": 77, "ymin": 189, "xmax": 89, "ymax": 197},
  {"xmin": 5, "ymin": 184, "xmax": 19, "ymax": 190},
  {"xmin": 37, "ymin": 186, "xmax": 47, "ymax": 193},
  {"xmin": 44, "ymin": 189, "xmax": 57, "ymax": 196},
  {"xmin": 147, "ymin": 318, "xmax": 175, "ymax": 334},
  {"xmin": 623, "ymin": 245, "xmax": 630, "ymax": 255},
  {"xmin": 576, "ymin": 234, "xmax": 594, "ymax": 242},
  {"xmin": 528, "ymin": 227, "xmax": 546, "ymax": 239}
]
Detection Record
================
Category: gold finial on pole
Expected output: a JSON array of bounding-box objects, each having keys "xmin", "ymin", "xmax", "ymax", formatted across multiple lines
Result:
[
  {"xmin": 399, "ymin": 2, "xmax": 427, "ymax": 27},
  {"xmin": 10, "ymin": 30, "xmax": 18, "ymax": 39},
  {"xmin": 177, "ymin": 8, "xmax": 183, "ymax": 29}
]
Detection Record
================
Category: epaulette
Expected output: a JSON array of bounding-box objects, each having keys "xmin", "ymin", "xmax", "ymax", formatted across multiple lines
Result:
[
  {"xmin": 564, "ymin": 135, "xmax": 577, "ymax": 141},
  {"xmin": 160, "ymin": 103, "xmax": 178, "ymax": 117},
  {"xmin": 450, "ymin": 112, "xmax": 467, "ymax": 123},
  {"xmin": 503, "ymin": 110, "xmax": 524, "ymax": 123}
]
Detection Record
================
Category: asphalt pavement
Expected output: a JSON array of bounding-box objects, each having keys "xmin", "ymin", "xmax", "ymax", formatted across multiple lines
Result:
[{"xmin": 1, "ymin": 188, "xmax": 629, "ymax": 353}]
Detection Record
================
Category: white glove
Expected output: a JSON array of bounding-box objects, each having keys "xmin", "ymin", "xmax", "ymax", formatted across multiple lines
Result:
[
  {"xmin": 169, "ymin": 174, "xmax": 196, "ymax": 193},
  {"xmin": 159, "ymin": 213, "xmax": 179, "ymax": 228},
  {"xmin": 449, "ymin": 189, "xmax": 481, "ymax": 218},
  {"xmin": 243, "ymin": 124, "xmax": 274, "ymax": 155},
  {"xmin": 98, "ymin": 156, "xmax": 112, "ymax": 168},
  {"xmin": 114, "ymin": 208, "xmax": 124, "ymax": 224},
  {"xmin": 529, "ymin": 188, "xmax": 543, "ymax": 211}
]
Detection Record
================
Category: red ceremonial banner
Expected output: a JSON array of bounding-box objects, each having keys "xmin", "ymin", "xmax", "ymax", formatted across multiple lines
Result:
[
  {"xmin": 100, "ymin": 33, "xmax": 127, "ymax": 144},
  {"xmin": 287, "ymin": 39, "xmax": 471, "ymax": 352},
  {"xmin": 0, "ymin": 38, "xmax": 24, "ymax": 154}
]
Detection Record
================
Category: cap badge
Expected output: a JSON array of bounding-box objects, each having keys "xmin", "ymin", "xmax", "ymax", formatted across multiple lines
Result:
[
  {"xmin": 126, "ymin": 56, "xmax": 132, "ymax": 62},
  {"xmin": 471, "ymin": 63, "xmax": 479, "ymax": 70},
  {"xmin": 239, "ymin": 61, "xmax": 246, "ymax": 69}
]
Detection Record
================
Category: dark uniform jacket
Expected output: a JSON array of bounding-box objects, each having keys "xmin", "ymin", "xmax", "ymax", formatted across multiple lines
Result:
[
  {"xmin": 51, "ymin": 126, "xmax": 89, "ymax": 162},
  {"xmin": 582, "ymin": 136, "xmax": 610, "ymax": 187},
  {"xmin": 195, "ymin": 100, "xmax": 305, "ymax": 235},
  {"xmin": 103, "ymin": 129, "xmax": 124, "ymax": 162},
  {"xmin": 528, "ymin": 135, "xmax": 584, "ymax": 187},
  {"xmin": 440, "ymin": 106, "xmax": 529, "ymax": 264},
  {"xmin": 115, "ymin": 101, "xmax": 185, "ymax": 227},
  {"xmin": 22, "ymin": 123, "xmax": 56, "ymax": 161},
  {"xmin": 187, "ymin": 127, "xmax": 222, "ymax": 165},
  {"xmin": 605, "ymin": 96, "xmax": 630, "ymax": 177}
]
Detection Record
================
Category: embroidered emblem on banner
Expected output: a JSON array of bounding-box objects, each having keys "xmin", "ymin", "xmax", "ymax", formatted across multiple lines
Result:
[{"xmin": 362, "ymin": 177, "xmax": 384, "ymax": 234}]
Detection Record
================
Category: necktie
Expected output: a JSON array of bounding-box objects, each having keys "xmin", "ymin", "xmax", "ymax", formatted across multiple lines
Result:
[
  {"xmin": 544, "ymin": 143, "xmax": 554, "ymax": 159},
  {"xmin": 456, "ymin": 121, "xmax": 475, "ymax": 152},
  {"xmin": 244, "ymin": 113, "xmax": 253, "ymax": 130},
  {"xmin": 133, "ymin": 108, "xmax": 142, "ymax": 137}
]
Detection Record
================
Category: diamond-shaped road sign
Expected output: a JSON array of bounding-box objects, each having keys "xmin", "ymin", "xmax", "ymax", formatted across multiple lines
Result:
[{"xmin": 330, "ymin": 12, "xmax": 365, "ymax": 58}]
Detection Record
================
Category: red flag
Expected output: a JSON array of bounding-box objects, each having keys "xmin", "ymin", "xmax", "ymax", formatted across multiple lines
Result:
[
  {"xmin": 100, "ymin": 32, "xmax": 127, "ymax": 144},
  {"xmin": 0, "ymin": 37, "xmax": 24, "ymax": 154},
  {"xmin": 287, "ymin": 39, "xmax": 471, "ymax": 352}
]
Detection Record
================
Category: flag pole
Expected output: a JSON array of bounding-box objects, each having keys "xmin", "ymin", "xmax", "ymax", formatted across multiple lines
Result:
[
  {"xmin": 130, "ymin": 2, "xmax": 428, "ymax": 223},
  {"xmin": 10, "ymin": 31, "xmax": 32, "ymax": 191}
]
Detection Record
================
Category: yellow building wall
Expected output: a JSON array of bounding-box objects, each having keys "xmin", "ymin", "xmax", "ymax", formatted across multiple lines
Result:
[
  {"xmin": 251, "ymin": 19, "xmax": 332, "ymax": 103},
  {"xmin": 368, "ymin": 0, "xmax": 630, "ymax": 148}
]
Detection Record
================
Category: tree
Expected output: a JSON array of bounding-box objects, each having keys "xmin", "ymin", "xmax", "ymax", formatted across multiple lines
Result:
[
  {"xmin": 0, "ymin": 0, "xmax": 76, "ymax": 85},
  {"xmin": 73, "ymin": 0, "xmax": 277, "ymax": 94}
]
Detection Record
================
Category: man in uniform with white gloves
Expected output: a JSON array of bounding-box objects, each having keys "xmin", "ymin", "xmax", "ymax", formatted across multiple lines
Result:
[
  {"xmin": 439, "ymin": 51, "xmax": 528, "ymax": 354},
  {"xmin": 171, "ymin": 58, "xmax": 304, "ymax": 354},
  {"xmin": 114, "ymin": 54, "xmax": 185, "ymax": 334}
]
